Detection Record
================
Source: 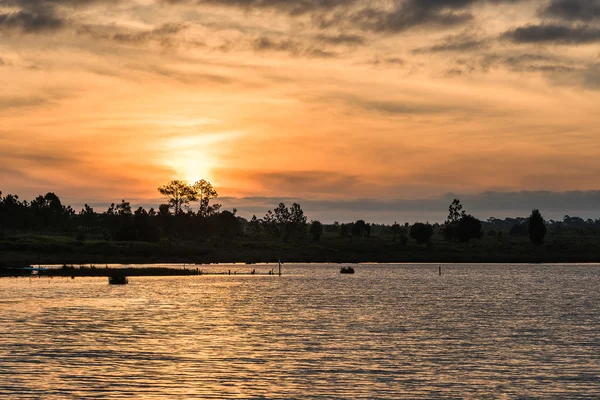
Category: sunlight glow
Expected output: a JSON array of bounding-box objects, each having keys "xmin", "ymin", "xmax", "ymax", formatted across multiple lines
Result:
[{"xmin": 162, "ymin": 130, "xmax": 244, "ymax": 184}]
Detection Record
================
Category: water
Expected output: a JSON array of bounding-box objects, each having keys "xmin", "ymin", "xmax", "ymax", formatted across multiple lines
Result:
[{"xmin": 1, "ymin": 263, "xmax": 599, "ymax": 398}]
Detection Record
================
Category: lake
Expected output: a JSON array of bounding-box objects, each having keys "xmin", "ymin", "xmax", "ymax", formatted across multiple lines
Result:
[{"xmin": 1, "ymin": 263, "xmax": 599, "ymax": 398}]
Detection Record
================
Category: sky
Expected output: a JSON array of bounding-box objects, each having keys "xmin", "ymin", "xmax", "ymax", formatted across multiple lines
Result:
[{"xmin": 1, "ymin": 0, "xmax": 600, "ymax": 222}]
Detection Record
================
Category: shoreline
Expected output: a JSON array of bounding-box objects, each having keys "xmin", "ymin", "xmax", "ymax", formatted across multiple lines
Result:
[{"xmin": 3, "ymin": 261, "xmax": 599, "ymax": 279}]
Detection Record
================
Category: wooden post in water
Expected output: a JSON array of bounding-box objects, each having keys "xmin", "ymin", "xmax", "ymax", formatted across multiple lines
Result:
[
  {"xmin": 278, "ymin": 258, "xmax": 281, "ymax": 276},
  {"xmin": 439, "ymin": 266, "xmax": 442, "ymax": 276}
]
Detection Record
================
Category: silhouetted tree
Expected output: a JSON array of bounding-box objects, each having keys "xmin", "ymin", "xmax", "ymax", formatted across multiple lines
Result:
[
  {"xmin": 391, "ymin": 221, "xmax": 401, "ymax": 242},
  {"xmin": 339, "ymin": 223, "xmax": 350, "ymax": 238},
  {"xmin": 134, "ymin": 206, "xmax": 160, "ymax": 242},
  {"xmin": 248, "ymin": 215, "xmax": 261, "ymax": 236},
  {"xmin": 447, "ymin": 199, "xmax": 466, "ymax": 224},
  {"xmin": 30, "ymin": 192, "xmax": 66, "ymax": 228},
  {"xmin": 158, "ymin": 180, "xmax": 195, "ymax": 215},
  {"xmin": 325, "ymin": 221, "xmax": 340, "ymax": 233},
  {"xmin": 212, "ymin": 210, "xmax": 241, "ymax": 240},
  {"xmin": 410, "ymin": 223, "xmax": 433, "ymax": 245},
  {"xmin": 79, "ymin": 204, "xmax": 96, "ymax": 229},
  {"xmin": 309, "ymin": 220, "xmax": 323, "ymax": 242},
  {"xmin": 457, "ymin": 215, "xmax": 483, "ymax": 243},
  {"xmin": 0, "ymin": 193, "xmax": 31, "ymax": 229},
  {"xmin": 113, "ymin": 200, "xmax": 136, "ymax": 241},
  {"xmin": 352, "ymin": 220, "xmax": 370, "ymax": 237},
  {"xmin": 264, "ymin": 203, "xmax": 307, "ymax": 242},
  {"xmin": 529, "ymin": 209, "xmax": 546, "ymax": 245},
  {"xmin": 193, "ymin": 179, "xmax": 221, "ymax": 217},
  {"xmin": 262, "ymin": 209, "xmax": 276, "ymax": 235},
  {"xmin": 444, "ymin": 198, "xmax": 468, "ymax": 241}
]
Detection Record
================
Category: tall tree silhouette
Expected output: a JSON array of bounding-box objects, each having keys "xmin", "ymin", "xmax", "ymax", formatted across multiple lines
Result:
[
  {"xmin": 193, "ymin": 179, "xmax": 221, "ymax": 217},
  {"xmin": 528, "ymin": 209, "xmax": 547, "ymax": 245},
  {"xmin": 158, "ymin": 180, "xmax": 195, "ymax": 215},
  {"xmin": 309, "ymin": 220, "xmax": 323, "ymax": 242}
]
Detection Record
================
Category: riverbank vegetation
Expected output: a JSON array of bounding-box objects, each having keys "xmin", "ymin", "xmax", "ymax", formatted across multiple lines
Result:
[{"xmin": 2, "ymin": 182, "xmax": 600, "ymax": 266}]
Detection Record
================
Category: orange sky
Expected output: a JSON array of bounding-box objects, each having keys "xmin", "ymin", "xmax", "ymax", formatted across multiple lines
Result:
[{"xmin": 1, "ymin": 0, "xmax": 600, "ymax": 220}]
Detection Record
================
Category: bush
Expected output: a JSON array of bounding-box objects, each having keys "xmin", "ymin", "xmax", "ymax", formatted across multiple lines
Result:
[
  {"xmin": 410, "ymin": 223, "xmax": 433, "ymax": 245},
  {"xmin": 457, "ymin": 215, "xmax": 483, "ymax": 242}
]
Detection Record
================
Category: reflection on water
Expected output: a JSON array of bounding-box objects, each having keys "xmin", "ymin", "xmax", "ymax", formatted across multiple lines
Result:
[{"xmin": 1, "ymin": 264, "xmax": 599, "ymax": 398}]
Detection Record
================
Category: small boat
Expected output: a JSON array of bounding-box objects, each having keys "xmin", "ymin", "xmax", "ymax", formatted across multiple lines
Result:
[
  {"xmin": 340, "ymin": 267, "xmax": 355, "ymax": 274},
  {"xmin": 108, "ymin": 275, "xmax": 128, "ymax": 285}
]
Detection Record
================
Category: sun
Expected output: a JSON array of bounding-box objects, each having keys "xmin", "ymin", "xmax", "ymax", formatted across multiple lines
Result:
[{"xmin": 163, "ymin": 136, "xmax": 217, "ymax": 184}]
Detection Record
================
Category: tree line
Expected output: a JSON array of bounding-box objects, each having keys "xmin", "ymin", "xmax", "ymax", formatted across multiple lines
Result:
[{"xmin": 0, "ymin": 181, "xmax": 581, "ymax": 248}]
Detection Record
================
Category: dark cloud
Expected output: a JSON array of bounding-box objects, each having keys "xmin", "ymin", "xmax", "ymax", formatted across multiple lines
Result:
[
  {"xmin": 344, "ymin": 1, "xmax": 475, "ymax": 34},
  {"xmin": 253, "ymin": 36, "xmax": 337, "ymax": 57},
  {"xmin": 368, "ymin": 56, "xmax": 405, "ymax": 66},
  {"xmin": 0, "ymin": 9, "xmax": 64, "ymax": 33},
  {"xmin": 502, "ymin": 52, "xmax": 578, "ymax": 72},
  {"xmin": 505, "ymin": 24, "xmax": 600, "ymax": 44},
  {"xmin": 167, "ymin": 0, "xmax": 358, "ymax": 15},
  {"xmin": 0, "ymin": 0, "xmax": 119, "ymax": 34},
  {"xmin": 542, "ymin": 0, "xmax": 600, "ymax": 22},
  {"xmin": 315, "ymin": 0, "xmax": 528, "ymax": 34},
  {"xmin": 162, "ymin": 0, "xmax": 531, "ymax": 35},
  {"xmin": 112, "ymin": 23, "xmax": 188, "ymax": 45},
  {"xmin": 314, "ymin": 33, "xmax": 364, "ymax": 45},
  {"xmin": 412, "ymin": 31, "xmax": 489, "ymax": 53}
]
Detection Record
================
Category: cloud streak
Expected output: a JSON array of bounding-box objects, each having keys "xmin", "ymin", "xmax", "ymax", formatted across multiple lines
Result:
[{"xmin": 505, "ymin": 24, "xmax": 600, "ymax": 44}]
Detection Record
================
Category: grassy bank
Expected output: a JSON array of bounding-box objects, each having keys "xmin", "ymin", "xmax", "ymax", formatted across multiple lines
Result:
[{"xmin": 2, "ymin": 230, "xmax": 600, "ymax": 266}]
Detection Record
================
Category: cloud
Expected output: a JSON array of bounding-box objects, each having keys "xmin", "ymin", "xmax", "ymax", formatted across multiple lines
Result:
[
  {"xmin": 0, "ymin": 95, "xmax": 50, "ymax": 109},
  {"xmin": 252, "ymin": 36, "xmax": 337, "ymax": 57},
  {"xmin": 583, "ymin": 63, "xmax": 600, "ymax": 88},
  {"xmin": 167, "ymin": 0, "xmax": 357, "ymax": 15},
  {"xmin": 542, "ymin": 0, "xmax": 600, "ymax": 22},
  {"xmin": 111, "ymin": 23, "xmax": 188, "ymax": 46},
  {"xmin": 0, "ymin": 0, "xmax": 121, "ymax": 34},
  {"xmin": 501, "ymin": 52, "xmax": 579, "ymax": 72},
  {"xmin": 325, "ymin": 93, "xmax": 478, "ymax": 116},
  {"xmin": 505, "ymin": 24, "xmax": 600, "ymax": 44},
  {"xmin": 0, "ymin": 9, "xmax": 64, "ymax": 33},
  {"xmin": 250, "ymin": 171, "xmax": 362, "ymax": 194},
  {"xmin": 343, "ymin": 1, "xmax": 475, "ymax": 33},
  {"xmin": 412, "ymin": 31, "xmax": 489, "ymax": 53},
  {"xmin": 368, "ymin": 56, "xmax": 405, "ymax": 66},
  {"xmin": 314, "ymin": 33, "xmax": 364, "ymax": 45},
  {"xmin": 352, "ymin": 98, "xmax": 452, "ymax": 115}
]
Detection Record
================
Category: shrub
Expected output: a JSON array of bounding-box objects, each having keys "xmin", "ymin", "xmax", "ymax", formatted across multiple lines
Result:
[{"xmin": 410, "ymin": 223, "xmax": 433, "ymax": 245}]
